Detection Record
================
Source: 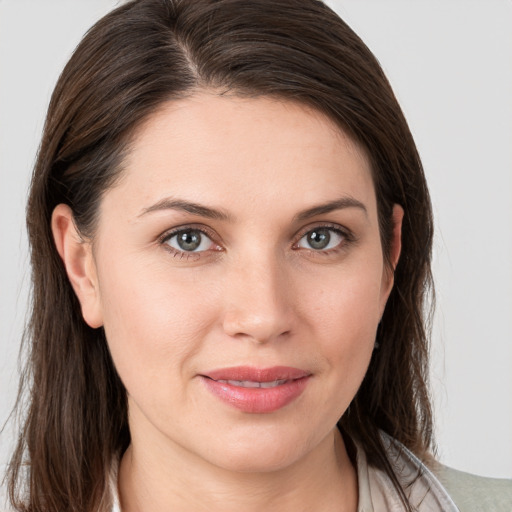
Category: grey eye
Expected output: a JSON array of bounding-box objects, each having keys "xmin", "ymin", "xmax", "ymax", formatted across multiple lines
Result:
[
  {"xmin": 166, "ymin": 229, "xmax": 213, "ymax": 252},
  {"xmin": 298, "ymin": 228, "xmax": 344, "ymax": 251}
]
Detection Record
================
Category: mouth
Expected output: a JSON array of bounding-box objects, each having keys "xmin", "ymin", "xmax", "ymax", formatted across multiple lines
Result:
[
  {"xmin": 200, "ymin": 366, "xmax": 311, "ymax": 414},
  {"xmin": 214, "ymin": 379, "xmax": 289, "ymax": 388},
  {"xmin": 203, "ymin": 365, "xmax": 310, "ymax": 382}
]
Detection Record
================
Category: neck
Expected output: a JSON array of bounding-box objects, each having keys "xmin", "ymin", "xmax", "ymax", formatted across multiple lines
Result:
[{"xmin": 118, "ymin": 427, "xmax": 358, "ymax": 512}]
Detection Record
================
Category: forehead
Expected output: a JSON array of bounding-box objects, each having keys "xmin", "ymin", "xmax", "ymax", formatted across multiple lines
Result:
[{"xmin": 108, "ymin": 92, "xmax": 376, "ymax": 219}]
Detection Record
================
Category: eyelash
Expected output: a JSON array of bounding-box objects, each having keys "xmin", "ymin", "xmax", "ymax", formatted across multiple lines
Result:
[
  {"xmin": 293, "ymin": 223, "xmax": 353, "ymax": 256},
  {"xmin": 158, "ymin": 225, "xmax": 220, "ymax": 260},
  {"xmin": 158, "ymin": 223, "xmax": 354, "ymax": 260}
]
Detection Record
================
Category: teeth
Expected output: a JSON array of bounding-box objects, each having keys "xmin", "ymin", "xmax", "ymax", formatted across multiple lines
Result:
[
  {"xmin": 260, "ymin": 379, "xmax": 287, "ymax": 388},
  {"xmin": 228, "ymin": 380, "xmax": 260, "ymax": 388},
  {"xmin": 216, "ymin": 379, "xmax": 288, "ymax": 388}
]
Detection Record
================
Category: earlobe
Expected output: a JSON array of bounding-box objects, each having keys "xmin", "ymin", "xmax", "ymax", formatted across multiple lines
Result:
[{"xmin": 51, "ymin": 204, "xmax": 103, "ymax": 328}]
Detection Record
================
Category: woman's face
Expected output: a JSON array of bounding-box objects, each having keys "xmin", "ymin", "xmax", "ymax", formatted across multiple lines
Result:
[{"xmin": 69, "ymin": 93, "xmax": 401, "ymax": 472}]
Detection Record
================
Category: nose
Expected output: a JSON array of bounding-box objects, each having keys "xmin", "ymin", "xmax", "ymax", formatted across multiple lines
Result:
[{"xmin": 221, "ymin": 254, "xmax": 295, "ymax": 344}]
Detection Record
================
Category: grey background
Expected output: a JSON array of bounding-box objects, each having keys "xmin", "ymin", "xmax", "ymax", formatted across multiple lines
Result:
[{"xmin": 1, "ymin": 0, "xmax": 511, "ymax": 492}]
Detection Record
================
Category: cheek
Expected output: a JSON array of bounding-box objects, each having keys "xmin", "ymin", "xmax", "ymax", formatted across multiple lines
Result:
[
  {"xmin": 303, "ymin": 260, "xmax": 383, "ymax": 394},
  {"xmin": 96, "ymin": 256, "xmax": 222, "ymax": 393},
  {"xmin": 306, "ymin": 261, "xmax": 383, "ymax": 340}
]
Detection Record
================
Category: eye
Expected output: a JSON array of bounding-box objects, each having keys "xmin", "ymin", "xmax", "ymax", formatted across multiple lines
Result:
[
  {"xmin": 164, "ymin": 228, "xmax": 215, "ymax": 253},
  {"xmin": 296, "ymin": 227, "xmax": 345, "ymax": 251}
]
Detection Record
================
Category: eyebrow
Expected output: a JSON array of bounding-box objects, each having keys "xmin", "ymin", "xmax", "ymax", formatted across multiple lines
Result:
[
  {"xmin": 138, "ymin": 197, "xmax": 232, "ymax": 221},
  {"xmin": 138, "ymin": 195, "xmax": 367, "ymax": 222},
  {"xmin": 294, "ymin": 196, "xmax": 368, "ymax": 221}
]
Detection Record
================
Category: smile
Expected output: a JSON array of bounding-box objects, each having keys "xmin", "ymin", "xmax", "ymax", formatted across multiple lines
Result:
[{"xmin": 200, "ymin": 366, "xmax": 311, "ymax": 414}]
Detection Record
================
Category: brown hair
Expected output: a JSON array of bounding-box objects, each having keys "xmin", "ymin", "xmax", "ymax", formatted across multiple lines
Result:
[{"xmin": 7, "ymin": 0, "xmax": 434, "ymax": 510}]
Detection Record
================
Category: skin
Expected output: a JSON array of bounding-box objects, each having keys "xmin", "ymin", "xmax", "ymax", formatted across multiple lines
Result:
[{"xmin": 52, "ymin": 93, "xmax": 403, "ymax": 512}]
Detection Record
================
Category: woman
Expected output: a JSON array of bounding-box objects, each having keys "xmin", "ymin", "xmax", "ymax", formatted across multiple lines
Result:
[{"xmin": 5, "ymin": 0, "xmax": 511, "ymax": 511}]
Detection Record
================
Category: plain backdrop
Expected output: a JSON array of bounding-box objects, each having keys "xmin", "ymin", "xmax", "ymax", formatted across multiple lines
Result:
[{"xmin": 1, "ymin": 0, "xmax": 511, "ymax": 491}]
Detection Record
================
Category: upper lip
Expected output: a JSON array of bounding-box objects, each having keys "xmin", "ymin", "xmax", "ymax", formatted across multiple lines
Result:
[{"xmin": 202, "ymin": 366, "xmax": 311, "ymax": 382}]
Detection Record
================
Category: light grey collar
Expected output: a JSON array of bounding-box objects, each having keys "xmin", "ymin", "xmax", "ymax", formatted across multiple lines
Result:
[{"xmin": 356, "ymin": 432, "xmax": 459, "ymax": 511}]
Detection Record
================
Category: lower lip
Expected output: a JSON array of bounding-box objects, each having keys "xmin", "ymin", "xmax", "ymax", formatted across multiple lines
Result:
[{"xmin": 201, "ymin": 376, "xmax": 310, "ymax": 414}]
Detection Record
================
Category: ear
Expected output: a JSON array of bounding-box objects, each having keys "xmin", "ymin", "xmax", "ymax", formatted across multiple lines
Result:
[
  {"xmin": 51, "ymin": 204, "xmax": 103, "ymax": 328},
  {"xmin": 379, "ymin": 204, "xmax": 404, "ymax": 310},
  {"xmin": 389, "ymin": 204, "xmax": 404, "ymax": 272}
]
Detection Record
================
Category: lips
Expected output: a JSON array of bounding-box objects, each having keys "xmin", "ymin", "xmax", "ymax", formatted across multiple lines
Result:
[{"xmin": 200, "ymin": 366, "xmax": 311, "ymax": 414}]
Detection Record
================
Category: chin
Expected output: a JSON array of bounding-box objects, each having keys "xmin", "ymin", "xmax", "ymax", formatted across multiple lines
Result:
[
  {"xmin": 197, "ymin": 424, "xmax": 316, "ymax": 474},
  {"xmin": 214, "ymin": 445, "xmax": 303, "ymax": 474}
]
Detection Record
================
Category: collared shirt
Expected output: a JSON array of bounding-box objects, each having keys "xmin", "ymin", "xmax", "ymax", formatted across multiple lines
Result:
[
  {"xmin": 110, "ymin": 433, "xmax": 459, "ymax": 512},
  {"xmin": 356, "ymin": 433, "xmax": 459, "ymax": 511}
]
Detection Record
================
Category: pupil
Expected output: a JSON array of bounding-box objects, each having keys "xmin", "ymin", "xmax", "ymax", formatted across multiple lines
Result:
[
  {"xmin": 308, "ymin": 229, "xmax": 330, "ymax": 250},
  {"xmin": 177, "ymin": 230, "xmax": 201, "ymax": 251}
]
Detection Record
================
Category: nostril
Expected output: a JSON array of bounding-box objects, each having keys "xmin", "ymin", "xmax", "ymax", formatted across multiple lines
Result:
[{"xmin": 222, "ymin": 310, "xmax": 293, "ymax": 344}]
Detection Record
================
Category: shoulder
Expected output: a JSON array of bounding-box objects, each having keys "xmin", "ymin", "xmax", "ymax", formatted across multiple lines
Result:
[
  {"xmin": 431, "ymin": 463, "xmax": 512, "ymax": 512},
  {"xmin": 379, "ymin": 432, "xmax": 512, "ymax": 512}
]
